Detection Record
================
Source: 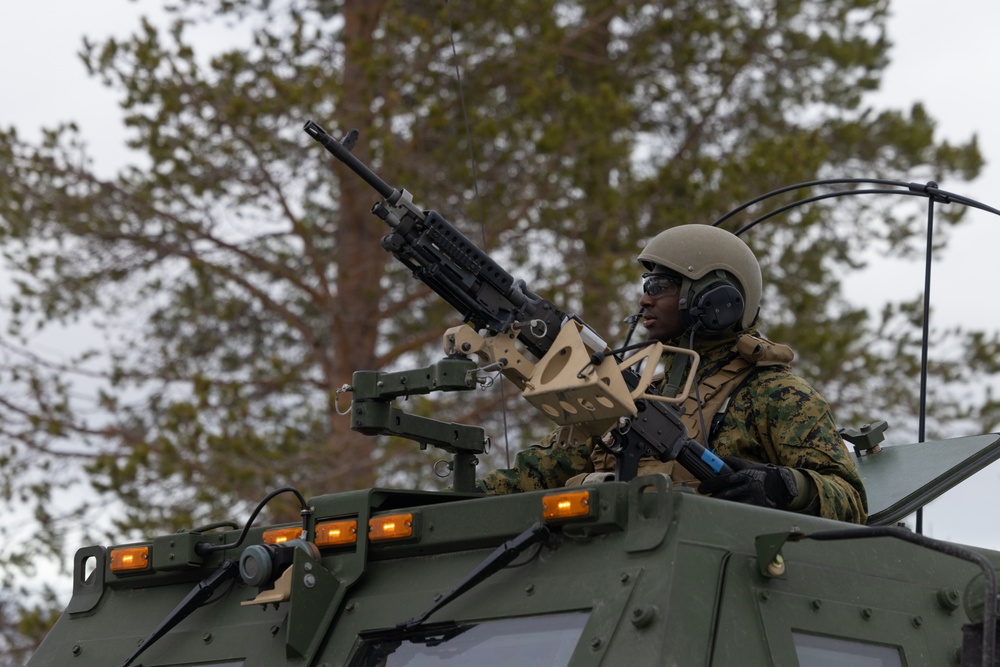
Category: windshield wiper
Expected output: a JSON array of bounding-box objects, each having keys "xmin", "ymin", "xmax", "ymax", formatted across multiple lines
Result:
[
  {"xmin": 117, "ymin": 560, "xmax": 239, "ymax": 667},
  {"xmin": 398, "ymin": 522, "xmax": 551, "ymax": 630}
]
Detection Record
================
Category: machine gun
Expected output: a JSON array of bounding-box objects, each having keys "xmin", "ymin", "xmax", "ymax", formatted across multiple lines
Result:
[{"xmin": 304, "ymin": 121, "xmax": 731, "ymax": 487}]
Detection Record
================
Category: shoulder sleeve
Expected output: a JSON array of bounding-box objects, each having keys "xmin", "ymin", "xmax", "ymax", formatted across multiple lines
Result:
[
  {"xmin": 718, "ymin": 369, "xmax": 869, "ymax": 523},
  {"xmin": 477, "ymin": 431, "xmax": 592, "ymax": 494}
]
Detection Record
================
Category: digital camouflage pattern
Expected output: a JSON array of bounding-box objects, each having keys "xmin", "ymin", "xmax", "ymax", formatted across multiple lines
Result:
[{"xmin": 478, "ymin": 330, "xmax": 869, "ymax": 524}]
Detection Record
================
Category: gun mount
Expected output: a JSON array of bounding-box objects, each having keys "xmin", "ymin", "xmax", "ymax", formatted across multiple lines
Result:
[{"xmin": 304, "ymin": 120, "xmax": 731, "ymax": 485}]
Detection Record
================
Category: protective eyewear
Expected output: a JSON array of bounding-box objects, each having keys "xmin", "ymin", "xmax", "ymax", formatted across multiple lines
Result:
[{"xmin": 642, "ymin": 273, "xmax": 683, "ymax": 297}]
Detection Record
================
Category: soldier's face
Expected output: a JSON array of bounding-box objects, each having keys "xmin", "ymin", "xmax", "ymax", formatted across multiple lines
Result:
[{"xmin": 639, "ymin": 272, "xmax": 686, "ymax": 342}]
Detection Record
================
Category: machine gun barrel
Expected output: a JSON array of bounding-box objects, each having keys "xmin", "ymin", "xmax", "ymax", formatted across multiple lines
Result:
[{"xmin": 303, "ymin": 121, "xmax": 394, "ymax": 199}]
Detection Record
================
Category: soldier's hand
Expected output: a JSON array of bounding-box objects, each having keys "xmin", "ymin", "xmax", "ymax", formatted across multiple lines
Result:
[{"xmin": 697, "ymin": 456, "xmax": 799, "ymax": 509}]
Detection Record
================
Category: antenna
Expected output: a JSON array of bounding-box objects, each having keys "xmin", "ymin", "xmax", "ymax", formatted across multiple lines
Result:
[
  {"xmin": 713, "ymin": 179, "xmax": 1000, "ymax": 533},
  {"xmin": 445, "ymin": 0, "xmax": 513, "ymax": 468}
]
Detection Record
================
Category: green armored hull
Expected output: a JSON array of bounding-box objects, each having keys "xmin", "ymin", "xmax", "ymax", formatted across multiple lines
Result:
[{"xmin": 28, "ymin": 436, "xmax": 1000, "ymax": 667}]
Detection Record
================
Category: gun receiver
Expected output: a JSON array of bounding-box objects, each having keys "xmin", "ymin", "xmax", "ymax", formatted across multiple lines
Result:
[{"xmin": 304, "ymin": 121, "xmax": 731, "ymax": 482}]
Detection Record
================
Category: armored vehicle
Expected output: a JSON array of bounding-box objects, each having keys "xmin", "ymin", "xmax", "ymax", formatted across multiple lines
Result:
[{"xmin": 25, "ymin": 126, "xmax": 1000, "ymax": 667}]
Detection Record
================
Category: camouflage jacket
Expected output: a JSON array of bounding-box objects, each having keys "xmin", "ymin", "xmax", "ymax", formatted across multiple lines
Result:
[{"xmin": 478, "ymin": 331, "xmax": 869, "ymax": 524}]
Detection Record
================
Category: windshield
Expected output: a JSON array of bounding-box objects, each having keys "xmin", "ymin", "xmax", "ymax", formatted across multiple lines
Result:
[{"xmin": 350, "ymin": 612, "xmax": 590, "ymax": 667}]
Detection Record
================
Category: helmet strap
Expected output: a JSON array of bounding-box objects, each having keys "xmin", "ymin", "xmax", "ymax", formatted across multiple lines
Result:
[{"xmin": 660, "ymin": 348, "xmax": 693, "ymax": 399}]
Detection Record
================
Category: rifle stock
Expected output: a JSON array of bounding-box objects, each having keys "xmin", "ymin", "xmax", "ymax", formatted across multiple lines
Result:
[{"xmin": 304, "ymin": 121, "xmax": 731, "ymax": 482}]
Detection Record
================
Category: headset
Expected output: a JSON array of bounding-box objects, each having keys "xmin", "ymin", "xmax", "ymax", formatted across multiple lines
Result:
[{"xmin": 683, "ymin": 271, "xmax": 747, "ymax": 333}]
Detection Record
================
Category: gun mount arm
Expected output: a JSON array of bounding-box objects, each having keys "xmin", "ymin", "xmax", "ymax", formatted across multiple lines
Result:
[{"xmin": 347, "ymin": 358, "xmax": 488, "ymax": 493}]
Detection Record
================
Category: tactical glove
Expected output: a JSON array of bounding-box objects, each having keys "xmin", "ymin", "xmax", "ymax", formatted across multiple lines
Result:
[{"xmin": 697, "ymin": 456, "xmax": 799, "ymax": 509}]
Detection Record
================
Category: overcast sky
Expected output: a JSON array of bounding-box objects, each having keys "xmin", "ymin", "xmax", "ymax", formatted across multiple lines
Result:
[
  {"xmin": 850, "ymin": 0, "xmax": 1000, "ymax": 549},
  {"xmin": 0, "ymin": 1, "xmax": 998, "ymax": 568}
]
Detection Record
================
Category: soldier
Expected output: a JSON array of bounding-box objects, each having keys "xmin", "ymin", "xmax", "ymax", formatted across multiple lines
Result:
[{"xmin": 479, "ymin": 224, "xmax": 868, "ymax": 524}]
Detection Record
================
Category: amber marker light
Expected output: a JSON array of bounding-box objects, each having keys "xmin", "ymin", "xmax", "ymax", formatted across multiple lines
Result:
[
  {"xmin": 542, "ymin": 490, "xmax": 593, "ymax": 521},
  {"xmin": 369, "ymin": 513, "xmax": 415, "ymax": 541},
  {"xmin": 109, "ymin": 546, "xmax": 150, "ymax": 572},
  {"xmin": 315, "ymin": 519, "xmax": 358, "ymax": 547},
  {"xmin": 263, "ymin": 527, "xmax": 302, "ymax": 545}
]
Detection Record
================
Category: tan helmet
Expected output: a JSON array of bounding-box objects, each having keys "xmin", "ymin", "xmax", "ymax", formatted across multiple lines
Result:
[{"xmin": 638, "ymin": 224, "xmax": 762, "ymax": 330}]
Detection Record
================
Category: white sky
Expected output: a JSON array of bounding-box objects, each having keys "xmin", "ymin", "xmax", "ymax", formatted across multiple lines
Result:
[
  {"xmin": 854, "ymin": 0, "xmax": 1000, "ymax": 549},
  {"xmin": 0, "ymin": 0, "xmax": 998, "ymax": 585}
]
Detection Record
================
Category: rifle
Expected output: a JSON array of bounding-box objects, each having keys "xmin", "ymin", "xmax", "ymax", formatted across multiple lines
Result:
[{"xmin": 304, "ymin": 121, "xmax": 731, "ymax": 483}]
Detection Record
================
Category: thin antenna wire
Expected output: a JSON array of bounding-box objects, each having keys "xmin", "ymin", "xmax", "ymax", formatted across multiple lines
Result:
[
  {"xmin": 446, "ymin": 0, "xmax": 511, "ymax": 467},
  {"xmin": 446, "ymin": 1, "xmax": 487, "ymax": 247},
  {"xmin": 915, "ymin": 195, "xmax": 936, "ymax": 535}
]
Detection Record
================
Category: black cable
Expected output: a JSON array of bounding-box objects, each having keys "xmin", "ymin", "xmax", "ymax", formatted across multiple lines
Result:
[
  {"xmin": 587, "ymin": 338, "xmax": 661, "ymax": 370},
  {"xmin": 621, "ymin": 313, "xmax": 642, "ymax": 348},
  {"xmin": 732, "ymin": 188, "xmax": 930, "ymax": 236},
  {"xmin": 712, "ymin": 178, "xmax": 907, "ymax": 227},
  {"xmin": 713, "ymin": 178, "xmax": 931, "ymax": 229},
  {"xmin": 195, "ymin": 486, "xmax": 311, "ymax": 556},
  {"xmin": 713, "ymin": 178, "xmax": 1000, "ymax": 235}
]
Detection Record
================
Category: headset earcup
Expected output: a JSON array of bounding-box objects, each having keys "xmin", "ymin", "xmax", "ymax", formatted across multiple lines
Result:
[{"xmin": 689, "ymin": 282, "xmax": 745, "ymax": 331}]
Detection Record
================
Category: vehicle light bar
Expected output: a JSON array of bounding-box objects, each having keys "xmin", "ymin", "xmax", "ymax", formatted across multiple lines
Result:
[
  {"xmin": 109, "ymin": 546, "xmax": 150, "ymax": 573},
  {"xmin": 315, "ymin": 519, "xmax": 359, "ymax": 547},
  {"xmin": 369, "ymin": 513, "xmax": 415, "ymax": 541},
  {"xmin": 262, "ymin": 527, "xmax": 302, "ymax": 545},
  {"xmin": 542, "ymin": 490, "xmax": 593, "ymax": 521}
]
